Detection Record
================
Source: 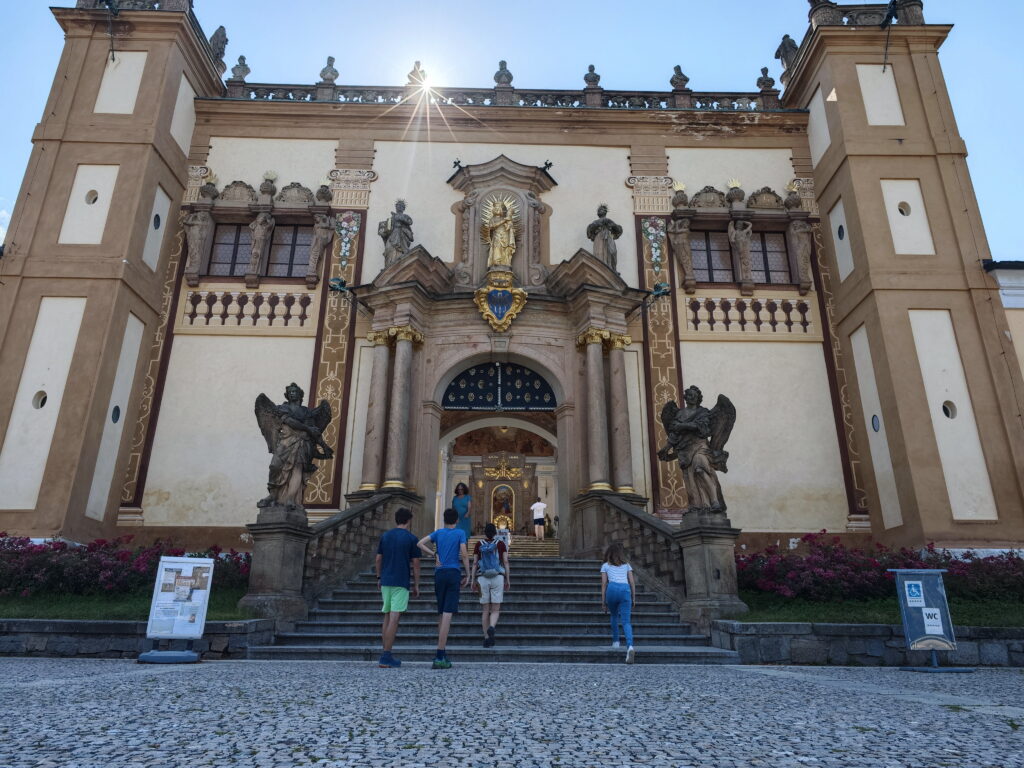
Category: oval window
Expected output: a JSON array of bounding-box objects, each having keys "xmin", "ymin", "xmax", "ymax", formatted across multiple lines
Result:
[
  {"xmin": 897, "ymin": 201, "xmax": 911, "ymax": 217},
  {"xmin": 85, "ymin": 190, "xmax": 99, "ymax": 205},
  {"xmin": 153, "ymin": 214, "xmax": 161, "ymax": 230},
  {"xmin": 871, "ymin": 414, "xmax": 880, "ymax": 433},
  {"xmin": 837, "ymin": 225, "xmax": 845, "ymax": 241},
  {"xmin": 111, "ymin": 405, "xmax": 121, "ymax": 424},
  {"xmin": 942, "ymin": 401, "xmax": 957, "ymax": 419},
  {"xmin": 32, "ymin": 391, "xmax": 48, "ymax": 409}
]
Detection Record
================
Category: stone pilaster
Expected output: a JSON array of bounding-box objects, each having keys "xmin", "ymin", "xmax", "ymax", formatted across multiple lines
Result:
[
  {"xmin": 381, "ymin": 325, "xmax": 424, "ymax": 489},
  {"xmin": 577, "ymin": 327, "xmax": 612, "ymax": 492},
  {"xmin": 607, "ymin": 334, "xmax": 635, "ymax": 494},
  {"xmin": 328, "ymin": 169, "xmax": 378, "ymax": 210},
  {"xmin": 357, "ymin": 331, "xmax": 392, "ymax": 491}
]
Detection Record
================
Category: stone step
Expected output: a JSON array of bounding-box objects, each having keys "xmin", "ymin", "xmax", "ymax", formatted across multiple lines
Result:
[
  {"xmin": 307, "ymin": 609, "xmax": 686, "ymax": 624},
  {"xmin": 293, "ymin": 620, "xmax": 698, "ymax": 635},
  {"xmin": 275, "ymin": 631, "xmax": 708, "ymax": 647},
  {"xmin": 246, "ymin": 644, "xmax": 740, "ymax": 664}
]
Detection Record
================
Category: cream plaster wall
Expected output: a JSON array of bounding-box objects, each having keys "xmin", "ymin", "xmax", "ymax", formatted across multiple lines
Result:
[
  {"xmin": 807, "ymin": 86, "xmax": 831, "ymax": 168},
  {"xmin": 365, "ymin": 142, "xmax": 637, "ymax": 286},
  {"xmin": 667, "ymin": 149, "xmax": 795, "ymax": 199},
  {"xmin": 58, "ymin": 165, "xmax": 119, "ymax": 245},
  {"xmin": 141, "ymin": 186, "xmax": 171, "ymax": 271},
  {"xmin": 205, "ymin": 138, "xmax": 337, "ymax": 194},
  {"xmin": 0, "ymin": 297, "xmax": 87, "ymax": 510},
  {"xmin": 624, "ymin": 346, "xmax": 650, "ymax": 500},
  {"xmin": 856, "ymin": 64, "xmax": 905, "ymax": 126},
  {"xmin": 342, "ymin": 340, "xmax": 374, "ymax": 496},
  {"xmin": 881, "ymin": 179, "xmax": 935, "ymax": 255},
  {"xmin": 849, "ymin": 325, "xmax": 903, "ymax": 529},
  {"xmin": 169, "ymin": 74, "xmax": 196, "ymax": 155},
  {"xmin": 142, "ymin": 335, "xmax": 316, "ymax": 527},
  {"xmin": 1006, "ymin": 308, "xmax": 1024, "ymax": 379},
  {"xmin": 679, "ymin": 340, "xmax": 848, "ymax": 532},
  {"xmin": 828, "ymin": 198, "xmax": 855, "ymax": 281},
  {"xmin": 908, "ymin": 310, "xmax": 998, "ymax": 521},
  {"xmin": 94, "ymin": 51, "xmax": 147, "ymax": 114},
  {"xmin": 86, "ymin": 313, "xmax": 144, "ymax": 521}
]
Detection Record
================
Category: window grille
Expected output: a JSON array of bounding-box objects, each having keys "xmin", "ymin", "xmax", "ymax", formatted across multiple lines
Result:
[
  {"xmin": 750, "ymin": 233, "xmax": 792, "ymax": 284},
  {"xmin": 208, "ymin": 224, "xmax": 252, "ymax": 277},
  {"xmin": 691, "ymin": 231, "xmax": 735, "ymax": 283},
  {"xmin": 268, "ymin": 225, "xmax": 313, "ymax": 278}
]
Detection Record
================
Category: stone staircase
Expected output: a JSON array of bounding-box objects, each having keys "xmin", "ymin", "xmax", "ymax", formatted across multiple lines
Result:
[{"xmin": 248, "ymin": 539, "xmax": 738, "ymax": 663}]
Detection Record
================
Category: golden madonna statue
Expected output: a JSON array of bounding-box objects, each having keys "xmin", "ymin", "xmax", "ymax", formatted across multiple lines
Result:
[{"xmin": 481, "ymin": 194, "xmax": 520, "ymax": 268}]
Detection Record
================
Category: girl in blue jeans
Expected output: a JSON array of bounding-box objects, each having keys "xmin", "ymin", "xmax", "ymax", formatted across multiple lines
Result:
[{"xmin": 600, "ymin": 542, "xmax": 636, "ymax": 664}]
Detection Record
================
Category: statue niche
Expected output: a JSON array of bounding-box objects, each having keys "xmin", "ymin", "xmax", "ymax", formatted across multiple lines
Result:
[{"xmin": 448, "ymin": 155, "xmax": 557, "ymax": 289}]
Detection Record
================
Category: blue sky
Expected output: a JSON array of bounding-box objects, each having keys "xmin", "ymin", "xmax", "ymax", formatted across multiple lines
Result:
[{"xmin": 1, "ymin": 0, "xmax": 1021, "ymax": 260}]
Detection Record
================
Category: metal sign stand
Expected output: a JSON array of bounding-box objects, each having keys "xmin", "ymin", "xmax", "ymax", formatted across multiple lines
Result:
[
  {"xmin": 889, "ymin": 569, "xmax": 974, "ymax": 674},
  {"xmin": 137, "ymin": 556, "xmax": 215, "ymax": 665}
]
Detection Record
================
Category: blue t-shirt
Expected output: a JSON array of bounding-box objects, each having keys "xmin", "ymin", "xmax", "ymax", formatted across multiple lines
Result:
[
  {"xmin": 429, "ymin": 527, "xmax": 467, "ymax": 571},
  {"xmin": 376, "ymin": 527, "xmax": 421, "ymax": 588}
]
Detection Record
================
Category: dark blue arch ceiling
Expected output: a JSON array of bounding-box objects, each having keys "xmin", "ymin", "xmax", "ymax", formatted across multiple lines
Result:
[{"xmin": 442, "ymin": 362, "xmax": 557, "ymax": 412}]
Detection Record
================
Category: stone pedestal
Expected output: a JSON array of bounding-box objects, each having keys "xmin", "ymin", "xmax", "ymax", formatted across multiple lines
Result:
[
  {"xmin": 238, "ymin": 504, "xmax": 311, "ymax": 625},
  {"xmin": 677, "ymin": 509, "xmax": 748, "ymax": 632}
]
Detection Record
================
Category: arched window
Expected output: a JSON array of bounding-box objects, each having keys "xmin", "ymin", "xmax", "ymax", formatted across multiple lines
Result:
[{"xmin": 443, "ymin": 362, "xmax": 556, "ymax": 411}]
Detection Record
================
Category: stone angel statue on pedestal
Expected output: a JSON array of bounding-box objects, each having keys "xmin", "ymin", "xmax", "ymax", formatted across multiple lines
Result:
[
  {"xmin": 657, "ymin": 385, "xmax": 736, "ymax": 514},
  {"xmin": 254, "ymin": 383, "xmax": 333, "ymax": 510}
]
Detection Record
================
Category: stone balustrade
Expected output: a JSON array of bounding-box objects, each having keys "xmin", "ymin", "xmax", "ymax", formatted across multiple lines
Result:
[
  {"xmin": 228, "ymin": 83, "xmax": 792, "ymax": 113},
  {"xmin": 175, "ymin": 284, "xmax": 319, "ymax": 336},
  {"xmin": 683, "ymin": 295, "xmax": 818, "ymax": 338}
]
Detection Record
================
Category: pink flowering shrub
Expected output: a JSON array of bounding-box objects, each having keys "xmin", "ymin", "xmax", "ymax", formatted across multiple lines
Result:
[
  {"xmin": 736, "ymin": 532, "xmax": 1024, "ymax": 602},
  {"xmin": 0, "ymin": 534, "xmax": 250, "ymax": 598}
]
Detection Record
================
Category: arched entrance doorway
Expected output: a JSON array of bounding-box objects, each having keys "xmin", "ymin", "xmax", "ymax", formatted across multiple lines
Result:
[{"xmin": 435, "ymin": 362, "xmax": 558, "ymax": 533}]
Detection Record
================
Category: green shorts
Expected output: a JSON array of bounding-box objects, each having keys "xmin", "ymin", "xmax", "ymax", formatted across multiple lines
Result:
[{"xmin": 380, "ymin": 586, "xmax": 410, "ymax": 613}]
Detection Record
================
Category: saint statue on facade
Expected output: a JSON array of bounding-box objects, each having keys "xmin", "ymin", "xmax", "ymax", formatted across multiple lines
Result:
[
  {"xmin": 586, "ymin": 204, "xmax": 623, "ymax": 272},
  {"xmin": 255, "ymin": 383, "xmax": 333, "ymax": 509},
  {"xmin": 481, "ymin": 195, "xmax": 519, "ymax": 269},
  {"xmin": 658, "ymin": 386, "xmax": 736, "ymax": 514},
  {"xmin": 378, "ymin": 199, "xmax": 414, "ymax": 266}
]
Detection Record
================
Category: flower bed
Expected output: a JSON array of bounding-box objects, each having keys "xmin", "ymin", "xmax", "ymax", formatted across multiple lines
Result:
[
  {"xmin": 736, "ymin": 532, "xmax": 1024, "ymax": 602},
  {"xmin": 0, "ymin": 534, "xmax": 250, "ymax": 598}
]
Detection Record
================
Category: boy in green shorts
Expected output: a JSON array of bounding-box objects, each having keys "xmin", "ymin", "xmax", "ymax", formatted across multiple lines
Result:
[{"xmin": 375, "ymin": 507, "xmax": 421, "ymax": 668}]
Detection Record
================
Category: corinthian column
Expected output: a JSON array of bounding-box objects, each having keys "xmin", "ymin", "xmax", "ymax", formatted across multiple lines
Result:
[
  {"xmin": 357, "ymin": 331, "xmax": 392, "ymax": 491},
  {"xmin": 608, "ymin": 334, "xmax": 635, "ymax": 494},
  {"xmin": 577, "ymin": 327, "xmax": 612, "ymax": 492},
  {"xmin": 381, "ymin": 325, "xmax": 424, "ymax": 489}
]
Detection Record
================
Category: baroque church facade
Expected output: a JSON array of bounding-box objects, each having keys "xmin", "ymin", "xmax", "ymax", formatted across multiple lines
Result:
[{"xmin": 1, "ymin": 0, "xmax": 1023, "ymax": 554}]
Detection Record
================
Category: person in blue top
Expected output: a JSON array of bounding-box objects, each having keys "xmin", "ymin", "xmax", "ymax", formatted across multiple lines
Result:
[
  {"xmin": 452, "ymin": 482, "xmax": 473, "ymax": 538},
  {"xmin": 374, "ymin": 507, "xmax": 421, "ymax": 668},
  {"xmin": 417, "ymin": 508, "xmax": 470, "ymax": 669}
]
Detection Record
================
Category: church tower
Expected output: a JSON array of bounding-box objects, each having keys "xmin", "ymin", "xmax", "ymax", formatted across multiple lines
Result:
[
  {"xmin": 781, "ymin": 0, "xmax": 1024, "ymax": 546},
  {"xmin": 0, "ymin": 1, "xmax": 223, "ymax": 540}
]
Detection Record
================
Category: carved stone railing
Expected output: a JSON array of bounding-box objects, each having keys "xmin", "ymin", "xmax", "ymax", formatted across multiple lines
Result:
[
  {"xmin": 808, "ymin": 1, "xmax": 924, "ymax": 29},
  {"xmin": 681, "ymin": 294, "xmax": 821, "ymax": 339},
  {"xmin": 174, "ymin": 283, "xmax": 319, "ymax": 336},
  {"xmin": 303, "ymin": 493, "xmax": 417, "ymax": 599},
  {"xmin": 227, "ymin": 82, "xmax": 794, "ymax": 113}
]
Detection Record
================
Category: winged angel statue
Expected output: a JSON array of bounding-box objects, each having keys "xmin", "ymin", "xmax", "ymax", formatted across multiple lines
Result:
[
  {"xmin": 657, "ymin": 386, "xmax": 736, "ymax": 514},
  {"xmin": 254, "ymin": 383, "xmax": 333, "ymax": 509},
  {"xmin": 480, "ymin": 194, "xmax": 521, "ymax": 269}
]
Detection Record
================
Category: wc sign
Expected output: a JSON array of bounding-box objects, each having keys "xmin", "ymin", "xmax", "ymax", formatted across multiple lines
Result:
[{"xmin": 890, "ymin": 569, "xmax": 957, "ymax": 652}]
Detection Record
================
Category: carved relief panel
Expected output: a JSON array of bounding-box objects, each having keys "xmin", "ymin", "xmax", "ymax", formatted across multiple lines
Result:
[{"xmin": 448, "ymin": 155, "xmax": 557, "ymax": 290}]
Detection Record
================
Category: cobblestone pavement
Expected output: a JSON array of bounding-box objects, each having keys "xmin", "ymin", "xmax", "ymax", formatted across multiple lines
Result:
[{"xmin": 2, "ymin": 659, "xmax": 1022, "ymax": 768}]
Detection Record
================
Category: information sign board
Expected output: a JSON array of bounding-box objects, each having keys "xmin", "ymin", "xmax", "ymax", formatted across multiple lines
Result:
[
  {"xmin": 145, "ymin": 556, "xmax": 215, "ymax": 640},
  {"xmin": 890, "ymin": 569, "xmax": 956, "ymax": 652}
]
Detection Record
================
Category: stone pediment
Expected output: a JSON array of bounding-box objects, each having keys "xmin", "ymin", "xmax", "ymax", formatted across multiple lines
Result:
[
  {"xmin": 447, "ymin": 154, "xmax": 558, "ymax": 195},
  {"xmin": 371, "ymin": 244, "xmax": 453, "ymax": 294},
  {"xmin": 545, "ymin": 248, "xmax": 629, "ymax": 297}
]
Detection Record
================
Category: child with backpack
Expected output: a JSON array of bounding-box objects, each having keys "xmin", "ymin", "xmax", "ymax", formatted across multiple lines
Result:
[
  {"xmin": 470, "ymin": 522, "xmax": 510, "ymax": 648},
  {"xmin": 600, "ymin": 542, "xmax": 635, "ymax": 664}
]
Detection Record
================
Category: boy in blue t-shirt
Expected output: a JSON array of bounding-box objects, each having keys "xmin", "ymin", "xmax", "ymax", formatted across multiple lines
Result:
[
  {"xmin": 417, "ymin": 507, "xmax": 470, "ymax": 669},
  {"xmin": 375, "ymin": 507, "xmax": 421, "ymax": 668}
]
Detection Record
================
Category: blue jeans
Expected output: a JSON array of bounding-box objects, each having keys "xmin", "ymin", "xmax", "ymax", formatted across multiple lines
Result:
[{"xmin": 606, "ymin": 582, "xmax": 633, "ymax": 647}]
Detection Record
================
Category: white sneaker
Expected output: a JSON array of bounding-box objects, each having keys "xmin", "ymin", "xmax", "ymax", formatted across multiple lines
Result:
[
  {"xmin": 611, "ymin": 641, "xmax": 620, "ymax": 649},
  {"xmin": 625, "ymin": 646, "xmax": 635, "ymax": 664}
]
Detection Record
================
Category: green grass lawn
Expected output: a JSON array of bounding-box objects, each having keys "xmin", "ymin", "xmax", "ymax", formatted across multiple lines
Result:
[
  {"xmin": 737, "ymin": 590, "xmax": 1024, "ymax": 627},
  {"xmin": 0, "ymin": 587, "xmax": 250, "ymax": 621}
]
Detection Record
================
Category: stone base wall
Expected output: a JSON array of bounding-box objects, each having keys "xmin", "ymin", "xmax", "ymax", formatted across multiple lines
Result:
[
  {"xmin": 711, "ymin": 621, "xmax": 1024, "ymax": 667},
  {"xmin": 0, "ymin": 619, "xmax": 274, "ymax": 659}
]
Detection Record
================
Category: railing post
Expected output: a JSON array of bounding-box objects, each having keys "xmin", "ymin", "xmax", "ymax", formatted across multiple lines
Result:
[
  {"xmin": 674, "ymin": 510, "xmax": 748, "ymax": 632},
  {"xmin": 238, "ymin": 504, "xmax": 311, "ymax": 627}
]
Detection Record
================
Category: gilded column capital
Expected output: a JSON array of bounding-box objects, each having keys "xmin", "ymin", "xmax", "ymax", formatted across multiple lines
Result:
[
  {"xmin": 576, "ymin": 327, "xmax": 612, "ymax": 348},
  {"xmin": 388, "ymin": 325, "xmax": 425, "ymax": 344},
  {"xmin": 366, "ymin": 330, "xmax": 392, "ymax": 346},
  {"xmin": 608, "ymin": 333, "xmax": 633, "ymax": 351}
]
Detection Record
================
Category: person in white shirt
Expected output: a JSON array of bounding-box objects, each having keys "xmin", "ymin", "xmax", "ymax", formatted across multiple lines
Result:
[
  {"xmin": 529, "ymin": 497, "xmax": 547, "ymax": 540},
  {"xmin": 600, "ymin": 542, "xmax": 636, "ymax": 663}
]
